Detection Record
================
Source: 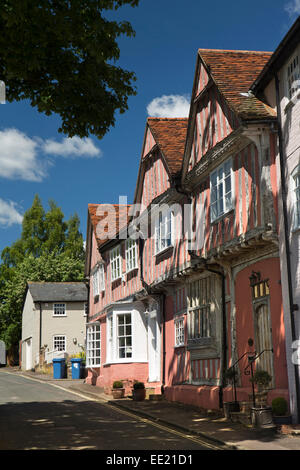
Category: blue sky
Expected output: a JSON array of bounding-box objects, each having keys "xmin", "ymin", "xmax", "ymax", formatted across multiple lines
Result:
[{"xmin": 0, "ymin": 0, "xmax": 299, "ymax": 255}]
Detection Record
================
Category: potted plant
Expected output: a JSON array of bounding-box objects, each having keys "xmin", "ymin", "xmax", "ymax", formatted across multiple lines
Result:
[
  {"xmin": 272, "ymin": 397, "xmax": 292, "ymax": 425},
  {"xmin": 132, "ymin": 381, "xmax": 146, "ymax": 401},
  {"xmin": 250, "ymin": 369, "xmax": 272, "ymax": 393},
  {"xmin": 223, "ymin": 368, "xmax": 240, "ymax": 418},
  {"xmin": 249, "ymin": 370, "xmax": 274, "ymax": 429},
  {"xmin": 112, "ymin": 380, "xmax": 125, "ymax": 399}
]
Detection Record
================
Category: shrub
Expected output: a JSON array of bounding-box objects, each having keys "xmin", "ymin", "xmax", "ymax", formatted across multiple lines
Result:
[
  {"xmin": 133, "ymin": 381, "xmax": 145, "ymax": 390},
  {"xmin": 272, "ymin": 397, "xmax": 288, "ymax": 416},
  {"xmin": 250, "ymin": 370, "xmax": 272, "ymax": 388},
  {"xmin": 113, "ymin": 380, "xmax": 123, "ymax": 389}
]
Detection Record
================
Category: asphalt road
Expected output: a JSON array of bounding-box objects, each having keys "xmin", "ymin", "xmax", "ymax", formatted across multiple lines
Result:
[{"xmin": 0, "ymin": 370, "xmax": 222, "ymax": 451}]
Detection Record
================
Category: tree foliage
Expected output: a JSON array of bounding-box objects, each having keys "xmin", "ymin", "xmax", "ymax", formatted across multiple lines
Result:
[
  {"xmin": 0, "ymin": 0, "xmax": 139, "ymax": 139},
  {"xmin": 0, "ymin": 195, "xmax": 85, "ymax": 353}
]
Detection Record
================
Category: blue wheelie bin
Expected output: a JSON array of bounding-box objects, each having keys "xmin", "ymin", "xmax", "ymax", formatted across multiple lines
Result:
[
  {"xmin": 71, "ymin": 358, "xmax": 83, "ymax": 379},
  {"xmin": 53, "ymin": 358, "xmax": 66, "ymax": 379}
]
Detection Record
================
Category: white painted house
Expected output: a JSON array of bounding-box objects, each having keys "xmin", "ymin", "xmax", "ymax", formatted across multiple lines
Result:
[{"xmin": 21, "ymin": 282, "xmax": 88, "ymax": 371}]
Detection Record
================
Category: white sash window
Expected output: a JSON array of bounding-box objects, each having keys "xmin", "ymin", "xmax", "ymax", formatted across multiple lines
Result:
[
  {"xmin": 110, "ymin": 246, "xmax": 121, "ymax": 281},
  {"xmin": 210, "ymin": 158, "xmax": 233, "ymax": 222}
]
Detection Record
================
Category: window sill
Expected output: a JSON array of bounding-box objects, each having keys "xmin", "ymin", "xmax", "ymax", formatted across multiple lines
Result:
[
  {"xmin": 125, "ymin": 266, "xmax": 138, "ymax": 275},
  {"xmin": 111, "ymin": 276, "xmax": 122, "ymax": 283},
  {"xmin": 52, "ymin": 315, "xmax": 67, "ymax": 318},
  {"xmin": 174, "ymin": 344, "xmax": 185, "ymax": 349},
  {"xmin": 155, "ymin": 245, "xmax": 174, "ymax": 257},
  {"xmin": 210, "ymin": 208, "xmax": 234, "ymax": 225},
  {"xmin": 102, "ymin": 359, "xmax": 147, "ymax": 366}
]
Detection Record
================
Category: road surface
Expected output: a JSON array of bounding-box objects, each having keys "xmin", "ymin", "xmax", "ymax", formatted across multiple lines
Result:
[{"xmin": 0, "ymin": 370, "xmax": 223, "ymax": 451}]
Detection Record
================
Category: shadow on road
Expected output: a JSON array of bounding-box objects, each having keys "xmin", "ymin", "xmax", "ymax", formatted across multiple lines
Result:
[{"xmin": 0, "ymin": 399, "xmax": 207, "ymax": 450}]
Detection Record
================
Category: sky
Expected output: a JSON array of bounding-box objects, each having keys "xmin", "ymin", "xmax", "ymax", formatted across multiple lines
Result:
[{"xmin": 0, "ymin": 0, "xmax": 299, "ymax": 255}]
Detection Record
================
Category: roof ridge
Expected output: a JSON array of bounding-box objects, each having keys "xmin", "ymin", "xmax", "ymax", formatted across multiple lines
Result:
[
  {"xmin": 198, "ymin": 48, "xmax": 273, "ymax": 54},
  {"xmin": 147, "ymin": 117, "xmax": 188, "ymax": 121}
]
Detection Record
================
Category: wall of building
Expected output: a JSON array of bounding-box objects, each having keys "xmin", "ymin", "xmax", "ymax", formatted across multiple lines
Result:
[{"xmin": 40, "ymin": 301, "xmax": 86, "ymax": 357}]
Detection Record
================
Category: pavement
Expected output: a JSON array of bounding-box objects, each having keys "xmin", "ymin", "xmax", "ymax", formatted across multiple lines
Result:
[{"xmin": 4, "ymin": 367, "xmax": 300, "ymax": 451}]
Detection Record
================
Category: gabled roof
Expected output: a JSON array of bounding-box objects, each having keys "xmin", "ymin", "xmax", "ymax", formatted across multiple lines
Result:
[
  {"xmin": 27, "ymin": 282, "xmax": 87, "ymax": 302},
  {"xmin": 88, "ymin": 203, "xmax": 131, "ymax": 250},
  {"xmin": 198, "ymin": 49, "xmax": 276, "ymax": 120},
  {"xmin": 146, "ymin": 118, "xmax": 188, "ymax": 175}
]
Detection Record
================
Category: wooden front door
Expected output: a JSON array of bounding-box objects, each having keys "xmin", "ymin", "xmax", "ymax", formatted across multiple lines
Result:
[{"xmin": 254, "ymin": 302, "xmax": 274, "ymax": 385}]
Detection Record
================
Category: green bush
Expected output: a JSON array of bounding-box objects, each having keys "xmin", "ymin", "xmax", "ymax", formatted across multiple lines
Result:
[
  {"xmin": 133, "ymin": 381, "xmax": 145, "ymax": 390},
  {"xmin": 272, "ymin": 397, "xmax": 288, "ymax": 416},
  {"xmin": 113, "ymin": 380, "xmax": 123, "ymax": 389},
  {"xmin": 250, "ymin": 369, "xmax": 272, "ymax": 388}
]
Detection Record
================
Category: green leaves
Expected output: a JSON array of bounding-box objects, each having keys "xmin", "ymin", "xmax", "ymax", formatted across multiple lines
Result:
[
  {"xmin": 0, "ymin": 194, "xmax": 85, "ymax": 350},
  {"xmin": 0, "ymin": 0, "xmax": 139, "ymax": 139}
]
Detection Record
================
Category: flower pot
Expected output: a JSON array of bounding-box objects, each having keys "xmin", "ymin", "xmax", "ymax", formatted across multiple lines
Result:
[
  {"xmin": 132, "ymin": 388, "xmax": 146, "ymax": 401},
  {"xmin": 112, "ymin": 388, "xmax": 125, "ymax": 399},
  {"xmin": 251, "ymin": 406, "xmax": 274, "ymax": 428},
  {"xmin": 223, "ymin": 401, "xmax": 240, "ymax": 419},
  {"xmin": 272, "ymin": 415, "xmax": 292, "ymax": 425}
]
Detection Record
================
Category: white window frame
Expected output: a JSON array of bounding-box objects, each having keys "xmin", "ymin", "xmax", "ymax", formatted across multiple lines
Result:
[
  {"xmin": 53, "ymin": 335, "xmax": 66, "ymax": 352},
  {"xmin": 175, "ymin": 317, "xmax": 185, "ymax": 347},
  {"xmin": 125, "ymin": 238, "xmax": 138, "ymax": 273},
  {"xmin": 92, "ymin": 264, "xmax": 105, "ymax": 297},
  {"xmin": 86, "ymin": 323, "xmax": 101, "ymax": 367},
  {"xmin": 110, "ymin": 246, "xmax": 122, "ymax": 281},
  {"xmin": 286, "ymin": 53, "xmax": 300, "ymax": 101},
  {"xmin": 53, "ymin": 303, "xmax": 66, "ymax": 317},
  {"xmin": 292, "ymin": 164, "xmax": 300, "ymax": 230},
  {"xmin": 106, "ymin": 314, "xmax": 114, "ymax": 363},
  {"xmin": 155, "ymin": 210, "xmax": 174, "ymax": 255},
  {"xmin": 210, "ymin": 158, "xmax": 233, "ymax": 222},
  {"xmin": 116, "ymin": 312, "xmax": 132, "ymax": 359}
]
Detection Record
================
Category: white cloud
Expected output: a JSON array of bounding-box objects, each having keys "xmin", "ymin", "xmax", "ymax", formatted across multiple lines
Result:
[
  {"xmin": 147, "ymin": 95, "xmax": 190, "ymax": 118},
  {"xmin": 0, "ymin": 129, "xmax": 102, "ymax": 182},
  {"xmin": 0, "ymin": 198, "xmax": 23, "ymax": 227},
  {"xmin": 0, "ymin": 128, "xmax": 46, "ymax": 181},
  {"xmin": 43, "ymin": 136, "xmax": 101, "ymax": 158},
  {"xmin": 285, "ymin": 0, "xmax": 300, "ymax": 15}
]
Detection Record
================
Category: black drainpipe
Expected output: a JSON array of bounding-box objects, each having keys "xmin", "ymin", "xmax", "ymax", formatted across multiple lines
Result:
[{"xmin": 275, "ymin": 73, "xmax": 300, "ymax": 423}]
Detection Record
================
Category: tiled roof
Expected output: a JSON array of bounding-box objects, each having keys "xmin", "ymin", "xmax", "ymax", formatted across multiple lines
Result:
[
  {"xmin": 88, "ymin": 203, "xmax": 131, "ymax": 249},
  {"xmin": 147, "ymin": 118, "xmax": 188, "ymax": 175},
  {"xmin": 27, "ymin": 282, "xmax": 87, "ymax": 302},
  {"xmin": 198, "ymin": 49, "xmax": 276, "ymax": 120}
]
